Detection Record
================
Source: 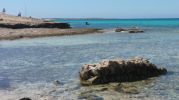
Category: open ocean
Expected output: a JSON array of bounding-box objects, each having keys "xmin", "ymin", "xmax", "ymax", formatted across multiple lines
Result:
[{"xmin": 0, "ymin": 19, "xmax": 179, "ymax": 99}]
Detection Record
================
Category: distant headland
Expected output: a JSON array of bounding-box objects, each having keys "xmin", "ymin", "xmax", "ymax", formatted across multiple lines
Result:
[{"xmin": 0, "ymin": 11, "xmax": 101, "ymax": 40}]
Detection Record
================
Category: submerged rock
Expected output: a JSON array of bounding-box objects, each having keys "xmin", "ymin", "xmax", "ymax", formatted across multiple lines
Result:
[
  {"xmin": 129, "ymin": 29, "xmax": 144, "ymax": 33},
  {"xmin": 78, "ymin": 94, "xmax": 104, "ymax": 100},
  {"xmin": 115, "ymin": 28, "xmax": 144, "ymax": 33},
  {"xmin": 115, "ymin": 28, "xmax": 128, "ymax": 32},
  {"xmin": 79, "ymin": 57, "xmax": 167, "ymax": 85},
  {"xmin": 53, "ymin": 80, "xmax": 62, "ymax": 86},
  {"xmin": 115, "ymin": 83, "xmax": 139, "ymax": 94}
]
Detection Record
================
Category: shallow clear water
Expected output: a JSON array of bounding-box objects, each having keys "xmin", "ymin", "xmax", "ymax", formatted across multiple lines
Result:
[{"xmin": 0, "ymin": 19, "xmax": 179, "ymax": 100}]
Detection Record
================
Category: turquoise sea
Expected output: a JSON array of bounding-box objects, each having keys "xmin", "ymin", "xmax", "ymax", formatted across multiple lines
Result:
[
  {"xmin": 0, "ymin": 19, "xmax": 179, "ymax": 99},
  {"xmin": 55, "ymin": 18, "xmax": 179, "ymax": 28}
]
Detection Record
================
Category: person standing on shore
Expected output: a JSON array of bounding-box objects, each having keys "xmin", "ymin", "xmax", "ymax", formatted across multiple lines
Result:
[
  {"xmin": 2, "ymin": 8, "xmax": 6, "ymax": 13},
  {"xmin": 18, "ymin": 12, "xmax": 21, "ymax": 17}
]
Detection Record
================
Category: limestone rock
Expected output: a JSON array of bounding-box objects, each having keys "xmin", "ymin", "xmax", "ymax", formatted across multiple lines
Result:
[
  {"xmin": 80, "ymin": 57, "xmax": 167, "ymax": 85},
  {"xmin": 115, "ymin": 28, "xmax": 128, "ymax": 32},
  {"xmin": 0, "ymin": 13, "xmax": 71, "ymax": 29},
  {"xmin": 129, "ymin": 29, "xmax": 144, "ymax": 33},
  {"xmin": 115, "ymin": 28, "xmax": 144, "ymax": 33}
]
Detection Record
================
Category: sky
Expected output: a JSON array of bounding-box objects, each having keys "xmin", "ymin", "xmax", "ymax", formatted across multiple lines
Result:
[{"xmin": 0, "ymin": 0, "xmax": 179, "ymax": 18}]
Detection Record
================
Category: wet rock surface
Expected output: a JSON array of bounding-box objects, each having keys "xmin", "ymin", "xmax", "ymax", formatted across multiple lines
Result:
[
  {"xmin": 115, "ymin": 28, "xmax": 128, "ymax": 32},
  {"xmin": 78, "ymin": 94, "xmax": 104, "ymax": 100},
  {"xmin": 115, "ymin": 28, "xmax": 144, "ymax": 33},
  {"xmin": 115, "ymin": 83, "xmax": 139, "ymax": 94},
  {"xmin": 80, "ymin": 57, "xmax": 167, "ymax": 85},
  {"xmin": 79, "ymin": 78, "xmax": 157, "ymax": 100}
]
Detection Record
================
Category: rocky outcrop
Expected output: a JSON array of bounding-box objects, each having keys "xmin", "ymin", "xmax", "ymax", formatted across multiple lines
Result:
[
  {"xmin": 129, "ymin": 29, "xmax": 144, "ymax": 33},
  {"xmin": 0, "ymin": 13, "xmax": 71, "ymax": 29},
  {"xmin": 0, "ymin": 22, "xmax": 71, "ymax": 29},
  {"xmin": 115, "ymin": 28, "xmax": 128, "ymax": 32},
  {"xmin": 80, "ymin": 57, "xmax": 167, "ymax": 85},
  {"xmin": 115, "ymin": 28, "xmax": 144, "ymax": 33}
]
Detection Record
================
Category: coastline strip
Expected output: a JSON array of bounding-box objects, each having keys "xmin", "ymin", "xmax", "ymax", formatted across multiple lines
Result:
[{"xmin": 0, "ymin": 28, "xmax": 102, "ymax": 40}]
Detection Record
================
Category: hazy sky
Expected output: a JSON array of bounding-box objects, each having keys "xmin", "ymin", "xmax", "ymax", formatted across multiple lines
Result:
[{"xmin": 0, "ymin": 0, "xmax": 179, "ymax": 18}]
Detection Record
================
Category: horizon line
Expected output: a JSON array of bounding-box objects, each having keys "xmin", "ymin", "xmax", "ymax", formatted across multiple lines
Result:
[{"xmin": 45, "ymin": 17, "xmax": 179, "ymax": 20}]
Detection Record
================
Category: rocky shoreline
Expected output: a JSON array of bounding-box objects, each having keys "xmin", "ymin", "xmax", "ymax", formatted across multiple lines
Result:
[
  {"xmin": 0, "ymin": 22, "xmax": 70, "ymax": 29},
  {"xmin": 0, "ymin": 13, "xmax": 70, "ymax": 29},
  {"xmin": 0, "ymin": 13, "xmax": 102, "ymax": 40},
  {"xmin": 0, "ymin": 28, "xmax": 102, "ymax": 40}
]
